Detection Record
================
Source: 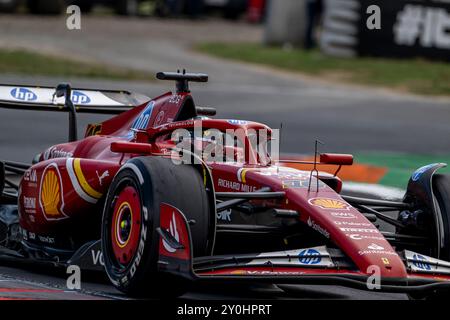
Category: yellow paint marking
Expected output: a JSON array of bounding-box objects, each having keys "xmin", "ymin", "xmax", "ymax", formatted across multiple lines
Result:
[{"xmin": 73, "ymin": 158, "xmax": 103, "ymax": 199}]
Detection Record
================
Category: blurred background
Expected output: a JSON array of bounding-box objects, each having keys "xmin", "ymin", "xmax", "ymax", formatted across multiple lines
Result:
[
  {"xmin": 0, "ymin": 0, "xmax": 264, "ymax": 19},
  {"xmin": 0, "ymin": 0, "xmax": 450, "ymax": 191}
]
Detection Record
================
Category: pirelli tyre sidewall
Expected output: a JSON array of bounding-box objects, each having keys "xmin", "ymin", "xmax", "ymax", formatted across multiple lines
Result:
[
  {"xmin": 101, "ymin": 156, "xmax": 211, "ymax": 296},
  {"xmin": 101, "ymin": 159, "xmax": 155, "ymax": 295}
]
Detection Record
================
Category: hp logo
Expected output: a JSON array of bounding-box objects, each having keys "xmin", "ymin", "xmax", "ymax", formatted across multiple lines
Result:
[
  {"xmin": 412, "ymin": 254, "xmax": 431, "ymax": 270},
  {"xmin": 10, "ymin": 88, "xmax": 37, "ymax": 102},
  {"xmin": 298, "ymin": 249, "xmax": 322, "ymax": 265},
  {"xmin": 71, "ymin": 91, "xmax": 91, "ymax": 104}
]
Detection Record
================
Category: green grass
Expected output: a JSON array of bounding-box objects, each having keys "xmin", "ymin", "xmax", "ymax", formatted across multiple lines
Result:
[
  {"xmin": 0, "ymin": 49, "xmax": 154, "ymax": 81},
  {"xmin": 356, "ymin": 153, "xmax": 450, "ymax": 188},
  {"xmin": 196, "ymin": 42, "xmax": 450, "ymax": 96}
]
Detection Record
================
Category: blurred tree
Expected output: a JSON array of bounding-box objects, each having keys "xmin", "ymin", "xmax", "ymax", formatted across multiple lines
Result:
[
  {"xmin": 70, "ymin": 0, "xmax": 94, "ymax": 13},
  {"xmin": 0, "ymin": 0, "xmax": 19, "ymax": 13},
  {"xmin": 154, "ymin": 0, "xmax": 183, "ymax": 16},
  {"xmin": 27, "ymin": 0, "xmax": 66, "ymax": 15},
  {"xmin": 115, "ymin": 0, "xmax": 140, "ymax": 15},
  {"xmin": 185, "ymin": 0, "xmax": 204, "ymax": 18}
]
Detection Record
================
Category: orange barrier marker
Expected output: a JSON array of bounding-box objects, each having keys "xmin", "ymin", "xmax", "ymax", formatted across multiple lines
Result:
[{"xmin": 280, "ymin": 156, "xmax": 388, "ymax": 184}]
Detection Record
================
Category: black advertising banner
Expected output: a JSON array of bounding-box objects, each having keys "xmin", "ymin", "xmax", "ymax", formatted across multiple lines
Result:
[{"xmin": 358, "ymin": 0, "xmax": 450, "ymax": 61}]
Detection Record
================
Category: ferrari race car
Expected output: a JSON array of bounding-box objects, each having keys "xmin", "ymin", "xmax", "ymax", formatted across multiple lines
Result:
[{"xmin": 1, "ymin": 72, "xmax": 450, "ymax": 298}]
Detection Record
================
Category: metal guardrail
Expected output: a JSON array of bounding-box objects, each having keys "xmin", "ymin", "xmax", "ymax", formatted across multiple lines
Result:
[{"xmin": 320, "ymin": 0, "xmax": 360, "ymax": 57}]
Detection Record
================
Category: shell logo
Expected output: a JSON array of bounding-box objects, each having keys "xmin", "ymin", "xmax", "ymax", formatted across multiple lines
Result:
[
  {"xmin": 39, "ymin": 164, "xmax": 66, "ymax": 219},
  {"xmin": 309, "ymin": 198, "xmax": 350, "ymax": 210}
]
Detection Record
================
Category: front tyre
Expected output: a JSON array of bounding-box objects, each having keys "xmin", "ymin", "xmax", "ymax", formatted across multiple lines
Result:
[
  {"xmin": 410, "ymin": 174, "xmax": 450, "ymax": 300},
  {"xmin": 101, "ymin": 157, "xmax": 212, "ymax": 297},
  {"xmin": 433, "ymin": 174, "xmax": 450, "ymax": 261}
]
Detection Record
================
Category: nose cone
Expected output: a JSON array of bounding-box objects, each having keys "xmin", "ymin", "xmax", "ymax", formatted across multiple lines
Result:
[
  {"xmin": 296, "ymin": 194, "xmax": 409, "ymax": 279},
  {"xmin": 211, "ymin": 164, "xmax": 409, "ymax": 279},
  {"xmin": 251, "ymin": 168, "xmax": 409, "ymax": 279}
]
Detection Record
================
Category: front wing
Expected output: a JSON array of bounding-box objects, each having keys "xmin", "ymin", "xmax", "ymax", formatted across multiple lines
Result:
[{"xmin": 157, "ymin": 204, "xmax": 450, "ymax": 294}]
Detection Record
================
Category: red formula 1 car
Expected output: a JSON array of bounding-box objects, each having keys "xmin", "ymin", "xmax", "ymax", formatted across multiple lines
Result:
[{"xmin": 1, "ymin": 72, "xmax": 450, "ymax": 298}]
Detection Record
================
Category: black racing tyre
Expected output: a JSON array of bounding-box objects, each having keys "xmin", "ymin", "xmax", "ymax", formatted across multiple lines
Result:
[
  {"xmin": 27, "ymin": 0, "xmax": 65, "ymax": 15},
  {"xmin": 101, "ymin": 157, "xmax": 212, "ymax": 297},
  {"xmin": 115, "ymin": 0, "xmax": 139, "ymax": 16},
  {"xmin": 0, "ymin": 0, "xmax": 19, "ymax": 13},
  {"xmin": 433, "ymin": 174, "xmax": 450, "ymax": 260},
  {"xmin": 409, "ymin": 174, "xmax": 450, "ymax": 300}
]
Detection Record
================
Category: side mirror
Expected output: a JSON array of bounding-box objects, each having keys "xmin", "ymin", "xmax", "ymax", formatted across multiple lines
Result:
[
  {"xmin": 196, "ymin": 106, "xmax": 217, "ymax": 116},
  {"xmin": 320, "ymin": 153, "xmax": 354, "ymax": 166}
]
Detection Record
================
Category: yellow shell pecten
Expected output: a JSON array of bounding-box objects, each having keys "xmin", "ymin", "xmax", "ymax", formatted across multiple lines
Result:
[
  {"xmin": 312, "ymin": 198, "xmax": 348, "ymax": 209},
  {"xmin": 41, "ymin": 169, "xmax": 61, "ymax": 217}
]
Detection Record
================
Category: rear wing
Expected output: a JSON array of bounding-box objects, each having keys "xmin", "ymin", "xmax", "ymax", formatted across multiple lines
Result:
[
  {"xmin": 0, "ymin": 83, "xmax": 151, "ymax": 142},
  {"xmin": 0, "ymin": 84, "xmax": 150, "ymax": 114}
]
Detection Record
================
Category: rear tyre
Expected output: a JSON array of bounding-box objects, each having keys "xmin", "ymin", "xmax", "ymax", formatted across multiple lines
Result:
[{"xmin": 101, "ymin": 157, "xmax": 212, "ymax": 297}]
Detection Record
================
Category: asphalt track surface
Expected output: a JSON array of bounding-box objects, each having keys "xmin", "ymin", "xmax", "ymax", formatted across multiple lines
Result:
[
  {"xmin": 0, "ymin": 260, "xmax": 407, "ymax": 300},
  {"xmin": 0, "ymin": 15, "xmax": 447, "ymax": 300}
]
